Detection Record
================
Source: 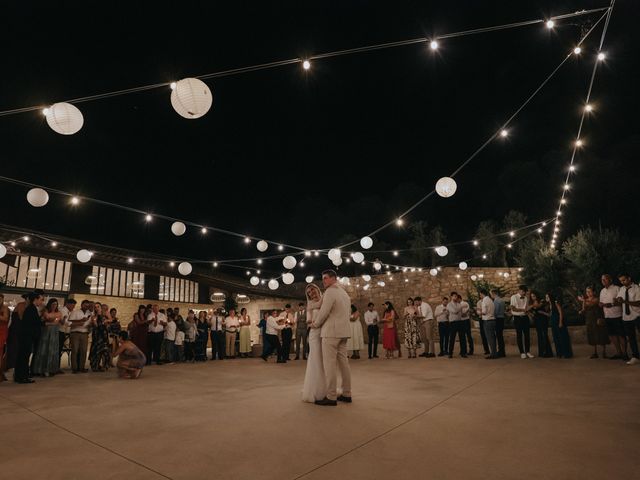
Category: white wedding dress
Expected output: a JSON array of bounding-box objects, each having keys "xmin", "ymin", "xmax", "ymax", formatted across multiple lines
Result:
[{"xmin": 302, "ymin": 301, "xmax": 327, "ymax": 402}]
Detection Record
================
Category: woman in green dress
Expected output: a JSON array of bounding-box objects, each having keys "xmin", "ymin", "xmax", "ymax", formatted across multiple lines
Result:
[
  {"xmin": 238, "ymin": 307, "xmax": 252, "ymax": 357},
  {"xmin": 32, "ymin": 298, "xmax": 62, "ymax": 377}
]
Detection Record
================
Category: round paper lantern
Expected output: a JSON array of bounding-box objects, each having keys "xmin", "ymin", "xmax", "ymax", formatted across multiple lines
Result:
[
  {"xmin": 435, "ymin": 246, "xmax": 449, "ymax": 257},
  {"xmin": 503, "ymin": 272, "xmax": 510, "ymax": 278},
  {"xmin": 250, "ymin": 276, "xmax": 260, "ymax": 286},
  {"xmin": 305, "ymin": 275, "xmax": 314, "ymax": 283},
  {"xmin": 362, "ymin": 275, "xmax": 371, "ymax": 282},
  {"xmin": 45, "ymin": 102, "xmax": 84, "ymax": 135},
  {"xmin": 470, "ymin": 274, "xmax": 478, "ymax": 281},
  {"xmin": 459, "ymin": 262, "xmax": 468, "ymax": 270},
  {"xmin": 435, "ymin": 177, "xmax": 457, "ymax": 198},
  {"xmin": 0, "ymin": 243, "xmax": 6, "ymax": 259},
  {"xmin": 373, "ymin": 262, "xmax": 382, "ymax": 271},
  {"xmin": 171, "ymin": 221, "xmax": 187, "ymax": 236},
  {"xmin": 257, "ymin": 240, "xmax": 268, "ymax": 252},
  {"xmin": 352, "ymin": 252, "xmax": 365, "ymax": 263},
  {"xmin": 282, "ymin": 256, "xmax": 297, "ymax": 270},
  {"xmin": 377, "ymin": 281, "xmax": 386, "ymax": 287},
  {"xmin": 363, "ymin": 284, "xmax": 370, "ymax": 291},
  {"xmin": 178, "ymin": 262, "xmax": 192, "ymax": 276},
  {"xmin": 27, "ymin": 188, "xmax": 49, "ymax": 207},
  {"xmin": 332, "ymin": 257, "xmax": 343, "ymax": 266},
  {"xmin": 328, "ymin": 248, "xmax": 341, "ymax": 262},
  {"xmin": 360, "ymin": 236, "xmax": 373, "ymax": 249},
  {"xmin": 268, "ymin": 279, "xmax": 279, "ymax": 290},
  {"xmin": 170, "ymin": 78, "xmax": 213, "ymax": 119},
  {"xmin": 76, "ymin": 249, "xmax": 92, "ymax": 263},
  {"xmin": 282, "ymin": 273, "xmax": 295, "ymax": 285},
  {"xmin": 429, "ymin": 268, "xmax": 438, "ymax": 276}
]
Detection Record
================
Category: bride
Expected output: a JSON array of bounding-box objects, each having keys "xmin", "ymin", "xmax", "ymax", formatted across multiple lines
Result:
[{"xmin": 302, "ymin": 283, "xmax": 327, "ymax": 403}]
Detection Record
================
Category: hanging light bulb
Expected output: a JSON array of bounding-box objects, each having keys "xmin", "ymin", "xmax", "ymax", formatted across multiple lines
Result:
[
  {"xmin": 430, "ymin": 40, "xmax": 439, "ymax": 50},
  {"xmin": 546, "ymin": 19, "xmax": 555, "ymax": 28},
  {"xmin": 302, "ymin": 60, "xmax": 311, "ymax": 70}
]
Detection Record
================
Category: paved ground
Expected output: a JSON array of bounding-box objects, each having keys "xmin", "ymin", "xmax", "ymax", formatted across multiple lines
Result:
[{"xmin": 1, "ymin": 345, "xmax": 638, "ymax": 480}]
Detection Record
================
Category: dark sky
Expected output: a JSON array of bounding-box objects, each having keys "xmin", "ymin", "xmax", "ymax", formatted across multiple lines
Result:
[{"xmin": 1, "ymin": 1, "xmax": 637, "ymax": 278}]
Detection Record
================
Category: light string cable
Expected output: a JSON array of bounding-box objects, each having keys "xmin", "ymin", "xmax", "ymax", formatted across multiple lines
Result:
[
  {"xmin": 337, "ymin": 8, "xmax": 610, "ymax": 250},
  {"xmin": 550, "ymin": 0, "xmax": 616, "ymax": 248},
  {"xmin": 0, "ymin": 7, "xmax": 609, "ymax": 117}
]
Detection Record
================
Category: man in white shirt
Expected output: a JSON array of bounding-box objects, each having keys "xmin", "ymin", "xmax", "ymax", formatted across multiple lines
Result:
[
  {"xmin": 163, "ymin": 313, "xmax": 177, "ymax": 363},
  {"xmin": 147, "ymin": 305, "xmax": 167, "ymax": 365},
  {"xmin": 415, "ymin": 296, "xmax": 436, "ymax": 358},
  {"xmin": 480, "ymin": 289, "xmax": 497, "ymax": 359},
  {"xmin": 208, "ymin": 308, "xmax": 226, "ymax": 360},
  {"xmin": 68, "ymin": 300, "xmax": 92, "ymax": 373},
  {"xmin": 510, "ymin": 285, "xmax": 534, "ymax": 359},
  {"xmin": 364, "ymin": 302, "xmax": 380, "ymax": 359},
  {"xmin": 434, "ymin": 297, "xmax": 449, "ymax": 356},
  {"xmin": 460, "ymin": 297, "xmax": 475, "ymax": 355},
  {"xmin": 616, "ymin": 273, "xmax": 640, "ymax": 365},
  {"xmin": 446, "ymin": 292, "xmax": 467, "ymax": 358},
  {"xmin": 261, "ymin": 309, "xmax": 286, "ymax": 363},
  {"xmin": 599, "ymin": 274, "xmax": 626, "ymax": 360},
  {"xmin": 225, "ymin": 308, "xmax": 240, "ymax": 358},
  {"xmin": 57, "ymin": 298, "xmax": 76, "ymax": 371}
]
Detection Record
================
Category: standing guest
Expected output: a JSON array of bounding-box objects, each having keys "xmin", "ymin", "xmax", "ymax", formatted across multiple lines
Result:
[
  {"xmin": 261, "ymin": 309, "xmax": 286, "ymax": 363},
  {"xmin": 434, "ymin": 297, "xmax": 449, "ymax": 356},
  {"xmin": 32, "ymin": 298, "xmax": 62, "ymax": 377},
  {"xmin": 479, "ymin": 289, "xmax": 496, "ymax": 359},
  {"xmin": 258, "ymin": 312, "xmax": 268, "ymax": 349},
  {"xmin": 113, "ymin": 331, "xmax": 146, "ymax": 379},
  {"xmin": 238, "ymin": 307, "xmax": 252, "ymax": 358},
  {"xmin": 460, "ymin": 296, "xmax": 475, "ymax": 355},
  {"xmin": 510, "ymin": 285, "xmax": 534, "ymax": 359},
  {"xmin": 294, "ymin": 303, "xmax": 309, "ymax": 360},
  {"xmin": 14, "ymin": 292, "xmax": 45, "ymax": 383},
  {"xmin": 491, "ymin": 290, "xmax": 506, "ymax": 358},
  {"xmin": 382, "ymin": 301, "xmax": 399, "ymax": 359},
  {"xmin": 68, "ymin": 300, "xmax": 92, "ymax": 373},
  {"xmin": 347, "ymin": 305, "xmax": 365, "ymax": 359},
  {"xmin": 6, "ymin": 294, "xmax": 29, "ymax": 374},
  {"xmin": 130, "ymin": 305, "xmax": 151, "ymax": 364},
  {"xmin": 195, "ymin": 311, "xmax": 209, "ymax": 361},
  {"xmin": 174, "ymin": 323, "xmax": 185, "ymax": 362},
  {"xmin": 184, "ymin": 311, "xmax": 197, "ymax": 362},
  {"xmin": 530, "ymin": 292, "xmax": 553, "ymax": 358},
  {"xmin": 364, "ymin": 302, "xmax": 380, "ymax": 359},
  {"xmin": 616, "ymin": 273, "xmax": 640, "ymax": 365},
  {"xmin": 208, "ymin": 308, "xmax": 226, "ymax": 360},
  {"xmin": 0, "ymin": 294, "xmax": 12, "ymax": 381},
  {"xmin": 415, "ymin": 297, "xmax": 435, "ymax": 358},
  {"xmin": 89, "ymin": 303, "xmax": 111, "ymax": 372},
  {"xmin": 147, "ymin": 305, "xmax": 166, "ymax": 365},
  {"xmin": 280, "ymin": 305, "xmax": 294, "ymax": 361},
  {"xmin": 447, "ymin": 292, "xmax": 467, "ymax": 358},
  {"xmin": 108, "ymin": 308, "xmax": 121, "ymax": 365},
  {"xmin": 403, "ymin": 298, "xmax": 421, "ymax": 359},
  {"xmin": 579, "ymin": 286, "xmax": 609, "ymax": 359},
  {"xmin": 163, "ymin": 312, "xmax": 177, "ymax": 363},
  {"xmin": 57, "ymin": 298, "xmax": 76, "ymax": 370},
  {"xmin": 224, "ymin": 308, "xmax": 240, "ymax": 359},
  {"xmin": 599, "ymin": 274, "xmax": 626, "ymax": 360},
  {"xmin": 545, "ymin": 292, "xmax": 573, "ymax": 359}
]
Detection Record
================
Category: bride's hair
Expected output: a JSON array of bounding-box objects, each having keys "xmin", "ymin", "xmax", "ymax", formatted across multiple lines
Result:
[{"xmin": 305, "ymin": 284, "xmax": 321, "ymax": 301}]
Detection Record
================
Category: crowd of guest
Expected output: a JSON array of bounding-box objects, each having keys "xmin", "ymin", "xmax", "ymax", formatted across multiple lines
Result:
[{"xmin": 0, "ymin": 271, "xmax": 638, "ymax": 384}]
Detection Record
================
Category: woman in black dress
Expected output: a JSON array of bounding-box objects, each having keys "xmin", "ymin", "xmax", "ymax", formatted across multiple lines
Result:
[
  {"xmin": 89, "ymin": 303, "xmax": 111, "ymax": 371},
  {"xmin": 195, "ymin": 311, "xmax": 209, "ymax": 361}
]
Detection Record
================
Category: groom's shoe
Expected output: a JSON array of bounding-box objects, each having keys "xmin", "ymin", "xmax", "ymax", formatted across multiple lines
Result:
[
  {"xmin": 314, "ymin": 397, "xmax": 338, "ymax": 406},
  {"xmin": 337, "ymin": 395, "xmax": 352, "ymax": 403}
]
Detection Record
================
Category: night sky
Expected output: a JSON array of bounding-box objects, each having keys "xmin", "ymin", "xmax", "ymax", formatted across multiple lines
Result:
[{"xmin": 1, "ymin": 1, "xmax": 637, "ymax": 278}]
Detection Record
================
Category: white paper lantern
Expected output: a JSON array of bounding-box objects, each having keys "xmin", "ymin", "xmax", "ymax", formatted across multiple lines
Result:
[
  {"xmin": 373, "ymin": 262, "xmax": 382, "ymax": 271},
  {"xmin": 470, "ymin": 274, "xmax": 478, "ymax": 281},
  {"xmin": 435, "ymin": 246, "xmax": 449, "ymax": 257},
  {"xmin": 27, "ymin": 188, "xmax": 49, "ymax": 207},
  {"xmin": 429, "ymin": 268, "xmax": 438, "ymax": 276},
  {"xmin": 459, "ymin": 262, "xmax": 468, "ymax": 270},
  {"xmin": 377, "ymin": 281, "xmax": 386, "ymax": 287},
  {"xmin": 503, "ymin": 272, "xmax": 510, "ymax": 278},
  {"xmin": 435, "ymin": 177, "xmax": 457, "ymax": 198},
  {"xmin": 170, "ymin": 78, "xmax": 213, "ymax": 119},
  {"xmin": 352, "ymin": 252, "xmax": 365, "ymax": 263},
  {"xmin": 268, "ymin": 279, "xmax": 279, "ymax": 290},
  {"xmin": 257, "ymin": 240, "xmax": 268, "ymax": 252},
  {"xmin": 178, "ymin": 262, "xmax": 192, "ymax": 276},
  {"xmin": 328, "ymin": 248, "xmax": 341, "ymax": 262},
  {"xmin": 305, "ymin": 275, "xmax": 314, "ymax": 283},
  {"xmin": 332, "ymin": 257, "xmax": 343, "ymax": 266},
  {"xmin": 171, "ymin": 221, "xmax": 187, "ymax": 236},
  {"xmin": 282, "ymin": 273, "xmax": 295, "ymax": 285},
  {"xmin": 45, "ymin": 102, "xmax": 84, "ymax": 135},
  {"xmin": 283, "ymin": 256, "xmax": 297, "ymax": 270},
  {"xmin": 76, "ymin": 249, "xmax": 92, "ymax": 263},
  {"xmin": 360, "ymin": 236, "xmax": 373, "ymax": 249},
  {"xmin": 0, "ymin": 243, "xmax": 6, "ymax": 259},
  {"xmin": 250, "ymin": 276, "xmax": 260, "ymax": 286},
  {"xmin": 362, "ymin": 274, "xmax": 371, "ymax": 282}
]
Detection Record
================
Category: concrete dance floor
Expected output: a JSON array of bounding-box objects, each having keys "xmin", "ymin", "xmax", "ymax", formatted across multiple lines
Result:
[{"xmin": 1, "ymin": 345, "xmax": 638, "ymax": 480}]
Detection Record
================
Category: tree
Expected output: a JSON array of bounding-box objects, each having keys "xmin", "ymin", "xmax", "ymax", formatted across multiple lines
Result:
[
  {"xmin": 502, "ymin": 210, "xmax": 527, "ymax": 265},
  {"xmin": 474, "ymin": 220, "xmax": 503, "ymax": 266},
  {"xmin": 516, "ymin": 237, "xmax": 567, "ymax": 297},
  {"xmin": 406, "ymin": 221, "xmax": 457, "ymax": 267}
]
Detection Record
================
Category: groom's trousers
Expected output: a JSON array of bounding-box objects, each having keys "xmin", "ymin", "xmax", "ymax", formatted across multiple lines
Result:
[{"xmin": 322, "ymin": 337, "xmax": 352, "ymax": 401}]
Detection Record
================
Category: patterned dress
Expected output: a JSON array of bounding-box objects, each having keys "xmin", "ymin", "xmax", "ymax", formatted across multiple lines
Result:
[{"xmin": 403, "ymin": 309, "xmax": 422, "ymax": 350}]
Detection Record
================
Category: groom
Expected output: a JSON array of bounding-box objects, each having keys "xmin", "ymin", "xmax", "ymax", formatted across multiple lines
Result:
[{"xmin": 311, "ymin": 269, "xmax": 352, "ymax": 406}]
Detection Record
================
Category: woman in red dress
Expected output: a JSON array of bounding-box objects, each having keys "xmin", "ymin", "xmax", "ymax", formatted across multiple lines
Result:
[
  {"xmin": 129, "ymin": 305, "xmax": 151, "ymax": 362},
  {"xmin": 382, "ymin": 301, "xmax": 399, "ymax": 359}
]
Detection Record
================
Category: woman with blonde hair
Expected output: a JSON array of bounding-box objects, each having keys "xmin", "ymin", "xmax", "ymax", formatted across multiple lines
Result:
[{"xmin": 302, "ymin": 283, "xmax": 327, "ymax": 402}]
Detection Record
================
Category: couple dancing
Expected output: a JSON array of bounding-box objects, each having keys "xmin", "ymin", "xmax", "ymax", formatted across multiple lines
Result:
[{"xmin": 302, "ymin": 269, "xmax": 353, "ymax": 406}]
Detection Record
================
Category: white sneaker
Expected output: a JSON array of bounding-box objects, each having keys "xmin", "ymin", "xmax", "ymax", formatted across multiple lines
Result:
[
  {"xmin": 521, "ymin": 353, "xmax": 527, "ymax": 359},
  {"xmin": 526, "ymin": 352, "xmax": 535, "ymax": 359},
  {"xmin": 627, "ymin": 357, "xmax": 639, "ymax": 365}
]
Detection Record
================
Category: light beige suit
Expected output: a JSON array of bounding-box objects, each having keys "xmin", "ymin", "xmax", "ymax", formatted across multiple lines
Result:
[{"xmin": 312, "ymin": 283, "xmax": 352, "ymax": 400}]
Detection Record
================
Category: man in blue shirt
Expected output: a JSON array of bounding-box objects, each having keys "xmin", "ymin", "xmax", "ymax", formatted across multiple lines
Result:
[{"xmin": 491, "ymin": 289, "xmax": 506, "ymax": 358}]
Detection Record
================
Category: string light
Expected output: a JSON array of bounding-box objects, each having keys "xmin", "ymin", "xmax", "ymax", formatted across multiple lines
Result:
[
  {"xmin": 170, "ymin": 262, "xmax": 175, "ymax": 267},
  {"xmin": 573, "ymin": 47, "xmax": 582, "ymax": 54},
  {"xmin": 145, "ymin": 214, "xmax": 152, "ymax": 222},
  {"xmin": 213, "ymin": 262, "xmax": 218, "ymax": 267},
  {"xmin": 244, "ymin": 237, "xmax": 251, "ymax": 244},
  {"xmin": 575, "ymin": 139, "xmax": 583, "ymax": 147},
  {"xmin": 305, "ymin": 251, "xmax": 311, "ymax": 257},
  {"xmin": 278, "ymin": 245, "xmax": 284, "ymax": 251},
  {"xmin": 546, "ymin": 20, "xmax": 555, "ymax": 28},
  {"xmin": 201, "ymin": 227, "xmax": 207, "ymax": 234},
  {"xmin": 597, "ymin": 52, "xmax": 606, "ymax": 61},
  {"xmin": 127, "ymin": 258, "xmax": 134, "ymax": 264},
  {"xmin": 70, "ymin": 196, "xmax": 80, "ymax": 205},
  {"xmin": 500, "ymin": 129, "xmax": 509, "ymax": 137},
  {"xmin": 430, "ymin": 40, "xmax": 439, "ymax": 50},
  {"xmin": 257, "ymin": 259, "xmax": 263, "ymax": 265},
  {"xmin": 569, "ymin": 165, "xmax": 576, "ymax": 172},
  {"xmin": 51, "ymin": 241, "xmax": 57, "ymax": 247},
  {"xmin": 473, "ymin": 240, "xmax": 479, "ymax": 246},
  {"xmin": 302, "ymin": 60, "xmax": 311, "ymax": 70},
  {"xmin": 396, "ymin": 218, "xmax": 404, "ymax": 227},
  {"xmin": 23, "ymin": 236, "xmax": 30, "ymax": 242},
  {"xmin": 584, "ymin": 104, "xmax": 593, "ymax": 112}
]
